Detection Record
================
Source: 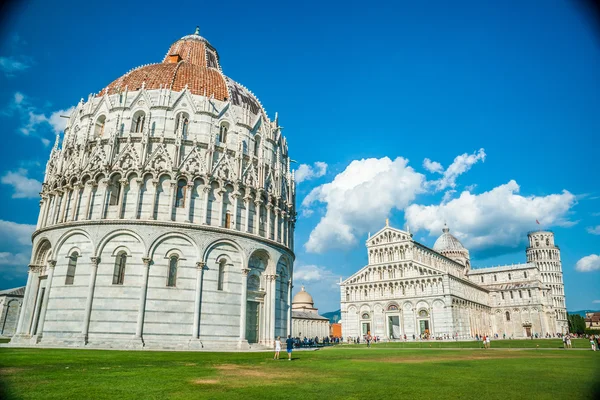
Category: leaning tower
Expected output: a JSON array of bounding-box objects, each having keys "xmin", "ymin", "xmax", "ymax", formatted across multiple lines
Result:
[{"xmin": 526, "ymin": 231, "xmax": 567, "ymax": 333}]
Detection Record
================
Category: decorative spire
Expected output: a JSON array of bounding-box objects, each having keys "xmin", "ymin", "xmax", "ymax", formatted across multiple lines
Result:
[
  {"xmin": 385, "ymin": 218, "xmax": 389, "ymax": 227},
  {"xmin": 194, "ymin": 26, "xmax": 200, "ymax": 35},
  {"xmin": 442, "ymin": 223, "xmax": 449, "ymax": 234}
]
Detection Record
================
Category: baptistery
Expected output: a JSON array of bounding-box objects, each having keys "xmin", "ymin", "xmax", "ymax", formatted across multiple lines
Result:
[{"xmin": 11, "ymin": 28, "xmax": 296, "ymax": 349}]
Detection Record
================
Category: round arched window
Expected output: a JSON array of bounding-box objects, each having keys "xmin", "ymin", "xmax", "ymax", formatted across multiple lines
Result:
[{"xmin": 361, "ymin": 313, "xmax": 370, "ymax": 320}]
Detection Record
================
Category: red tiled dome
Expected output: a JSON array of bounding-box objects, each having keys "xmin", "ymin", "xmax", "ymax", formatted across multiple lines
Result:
[{"xmin": 97, "ymin": 32, "xmax": 229, "ymax": 100}]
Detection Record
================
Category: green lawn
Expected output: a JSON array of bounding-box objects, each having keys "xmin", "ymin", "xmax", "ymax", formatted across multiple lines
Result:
[
  {"xmin": 0, "ymin": 346, "xmax": 598, "ymax": 399},
  {"xmin": 344, "ymin": 338, "xmax": 591, "ymax": 349}
]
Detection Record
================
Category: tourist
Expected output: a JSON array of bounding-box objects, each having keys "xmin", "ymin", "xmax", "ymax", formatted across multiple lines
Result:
[
  {"xmin": 274, "ymin": 336, "xmax": 282, "ymax": 360},
  {"xmin": 567, "ymin": 335, "xmax": 572, "ymax": 349},
  {"xmin": 486, "ymin": 335, "xmax": 491, "ymax": 349},
  {"xmin": 590, "ymin": 336, "xmax": 597, "ymax": 352},
  {"xmin": 286, "ymin": 335, "xmax": 294, "ymax": 360}
]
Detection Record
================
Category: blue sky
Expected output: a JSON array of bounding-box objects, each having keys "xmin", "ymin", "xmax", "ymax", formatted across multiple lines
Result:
[{"xmin": 0, "ymin": 0, "xmax": 598, "ymax": 313}]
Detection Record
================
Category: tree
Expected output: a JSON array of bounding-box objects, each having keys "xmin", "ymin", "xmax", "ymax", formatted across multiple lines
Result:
[{"xmin": 567, "ymin": 313, "xmax": 586, "ymax": 334}]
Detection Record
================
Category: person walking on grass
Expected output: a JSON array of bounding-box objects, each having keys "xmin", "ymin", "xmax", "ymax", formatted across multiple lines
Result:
[
  {"xmin": 591, "ymin": 336, "xmax": 597, "ymax": 352},
  {"xmin": 274, "ymin": 336, "xmax": 281, "ymax": 360},
  {"xmin": 486, "ymin": 335, "xmax": 491, "ymax": 349},
  {"xmin": 286, "ymin": 335, "xmax": 294, "ymax": 360}
]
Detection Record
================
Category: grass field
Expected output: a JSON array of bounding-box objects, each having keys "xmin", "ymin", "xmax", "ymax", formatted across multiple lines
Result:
[
  {"xmin": 345, "ymin": 338, "xmax": 592, "ymax": 349},
  {"xmin": 1, "ymin": 345, "xmax": 598, "ymax": 399}
]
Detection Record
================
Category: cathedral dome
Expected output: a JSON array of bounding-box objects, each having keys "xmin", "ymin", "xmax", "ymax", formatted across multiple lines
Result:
[
  {"xmin": 97, "ymin": 27, "xmax": 266, "ymax": 119},
  {"xmin": 292, "ymin": 286, "xmax": 314, "ymax": 307},
  {"xmin": 433, "ymin": 225, "xmax": 466, "ymax": 252}
]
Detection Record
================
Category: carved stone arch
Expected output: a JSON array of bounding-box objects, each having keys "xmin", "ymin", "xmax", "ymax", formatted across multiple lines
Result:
[
  {"xmin": 148, "ymin": 232, "xmax": 200, "ymax": 261},
  {"xmin": 171, "ymin": 89, "xmax": 197, "ymax": 114},
  {"xmin": 96, "ymin": 229, "xmax": 147, "ymax": 258},
  {"xmin": 145, "ymin": 143, "xmax": 173, "ymax": 173},
  {"xmin": 212, "ymin": 152, "xmax": 236, "ymax": 182},
  {"xmin": 203, "ymin": 238, "xmax": 246, "ymax": 268},
  {"xmin": 84, "ymin": 144, "xmax": 108, "ymax": 173},
  {"xmin": 180, "ymin": 147, "xmax": 208, "ymax": 176},
  {"xmin": 31, "ymin": 237, "xmax": 53, "ymax": 266},
  {"xmin": 54, "ymin": 229, "xmax": 94, "ymax": 258},
  {"xmin": 112, "ymin": 142, "xmax": 141, "ymax": 172},
  {"xmin": 275, "ymin": 253, "xmax": 292, "ymax": 278}
]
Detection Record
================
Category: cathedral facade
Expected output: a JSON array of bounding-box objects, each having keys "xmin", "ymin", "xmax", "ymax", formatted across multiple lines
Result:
[
  {"xmin": 340, "ymin": 223, "xmax": 567, "ymax": 340},
  {"xmin": 11, "ymin": 29, "xmax": 296, "ymax": 350}
]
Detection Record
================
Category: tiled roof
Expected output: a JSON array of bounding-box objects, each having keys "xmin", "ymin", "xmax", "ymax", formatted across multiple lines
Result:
[
  {"xmin": 97, "ymin": 35, "xmax": 228, "ymax": 100},
  {"xmin": 292, "ymin": 311, "xmax": 329, "ymax": 321},
  {"xmin": 0, "ymin": 286, "xmax": 25, "ymax": 296}
]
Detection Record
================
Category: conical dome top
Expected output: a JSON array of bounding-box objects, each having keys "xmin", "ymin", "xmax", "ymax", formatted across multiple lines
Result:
[{"xmin": 433, "ymin": 224, "xmax": 466, "ymax": 252}]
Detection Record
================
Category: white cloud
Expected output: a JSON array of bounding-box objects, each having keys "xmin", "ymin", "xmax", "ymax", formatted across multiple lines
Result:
[
  {"xmin": 575, "ymin": 255, "xmax": 600, "ymax": 272},
  {"xmin": 48, "ymin": 107, "xmax": 75, "ymax": 134},
  {"xmin": 592, "ymin": 300, "xmax": 600, "ymax": 304},
  {"xmin": 427, "ymin": 148, "xmax": 486, "ymax": 191},
  {"xmin": 303, "ymin": 157, "xmax": 425, "ymax": 253},
  {"xmin": 441, "ymin": 190, "xmax": 456, "ymax": 204},
  {"xmin": 2, "ymin": 92, "xmax": 73, "ymax": 143},
  {"xmin": 0, "ymin": 220, "xmax": 36, "ymax": 286},
  {"xmin": 1, "ymin": 168, "xmax": 42, "ymax": 199},
  {"xmin": 0, "ymin": 252, "xmax": 30, "ymax": 266},
  {"xmin": 405, "ymin": 180, "xmax": 576, "ymax": 255},
  {"xmin": 295, "ymin": 161, "xmax": 328, "ymax": 184},
  {"xmin": 294, "ymin": 264, "xmax": 332, "ymax": 282},
  {"xmin": 0, "ymin": 220, "xmax": 36, "ymax": 246},
  {"xmin": 586, "ymin": 225, "xmax": 600, "ymax": 235},
  {"xmin": 0, "ymin": 56, "xmax": 32, "ymax": 76},
  {"xmin": 423, "ymin": 158, "xmax": 443, "ymax": 174}
]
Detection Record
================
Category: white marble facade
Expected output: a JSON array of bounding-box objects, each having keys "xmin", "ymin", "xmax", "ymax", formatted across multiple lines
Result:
[
  {"xmin": 341, "ymin": 223, "xmax": 568, "ymax": 340},
  {"xmin": 10, "ymin": 30, "xmax": 295, "ymax": 350}
]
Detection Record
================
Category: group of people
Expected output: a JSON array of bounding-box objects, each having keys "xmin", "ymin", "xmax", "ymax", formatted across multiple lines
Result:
[
  {"xmin": 481, "ymin": 335, "xmax": 492, "ymax": 349},
  {"xmin": 589, "ymin": 335, "xmax": 599, "ymax": 351},
  {"xmin": 273, "ymin": 335, "xmax": 296, "ymax": 360},
  {"xmin": 562, "ymin": 334, "xmax": 573, "ymax": 348}
]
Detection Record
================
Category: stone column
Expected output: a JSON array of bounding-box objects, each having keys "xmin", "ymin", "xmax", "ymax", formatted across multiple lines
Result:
[
  {"xmin": 36, "ymin": 197, "xmax": 46, "ymax": 229},
  {"xmin": 135, "ymin": 257, "xmax": 151, "ymax": 341},
  {"xmin": 40, "ymin": 196, "xmax": 51, "ymax": 228},
  {"xmin": 14, "ymin": 267, "xmax": 34, "ymax": 335},
  {"xmin": 266, "ymin": 203, "xmax": 272, "ymax": 240},
  {"xmin": 184, "ymin": 183, "xmax": 194, "ymax": 222},
  {"xmin": 254, "ymin": 200, "xmax": 263, "ymax": 235},
  {"xmin": 281, "ymin": 212, "xmax": 287, "ymax": 246},
  {"xmin": 58, "ymin": 188, "xmax": 69, "ymax": 223},
  {"xmin": 287, "ymin": 280, "xmax": 293, "ymax": 336},
  {"xmin": 218, "ymin": 188, "xmax": 227, "ymax": 227},
  {"xmin": 239, "ymin": 268, "xmax": 250, "ymax": 342},
  {"xmin": 117, "ymin": 179, "xmax": 128, "ymax": 219},
  {"xmin": 169, "ymin": 180, "xmax": 177, "ymax": 221},
  {"xmin": 150, "ymin": 179, "xmax": 159, "ymax": 220},
  {"xmin": 243, "ymin": 195, "xmax": 251, "ymax": 232},
  {"xmin": 70, "ymin": 184, "xmax": 83, "ymax": 221},
  {"xmin": 274, "ymin": 208, "xmax": 281, "ymax": 242},
  {"xmin": 133, "ymin": 178, "xmax": 143, "ymax": 219},
  {"xmin": 193, "ymin": 262, "xmax": 207, "ymax": 339},
  {"xmin": 84, "ymin": 182, "xmax": 95, "ymax": 220},
  {"xmin": 35, "ymin": 259, "xmax": 56, "ymax": 340},
  {"xmin": 231, "ymin": 191, "xmax": 240, "ymax": 230},
  {"xmin": 99, "ymin": 179, "xmax": 110, "ymax": 219},
  {"xmin": 81, "ymin": 256, "xmax": 100, "ymax": 343},
  {"xmin": 202, "ymin": 185, "xmax": 211, "ymax": 225},
  {"xmin": 270, "ymin": 275, "xmax": 277, "ymax": 342}
]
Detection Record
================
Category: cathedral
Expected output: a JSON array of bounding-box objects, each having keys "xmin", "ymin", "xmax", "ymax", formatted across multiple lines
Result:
[
  {"xmin": 340, "ymin": 223, "xmax": 568, "ymax": 340},
  {"xmin": 10, "ymin": 29, "xmax": 296, "ymax": 350}
]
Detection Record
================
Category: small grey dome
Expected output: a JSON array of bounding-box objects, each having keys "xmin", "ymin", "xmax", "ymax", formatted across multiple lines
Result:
[{"xmin": 433, "ymin": 225, "xmax": 466, "ymax": 252}]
